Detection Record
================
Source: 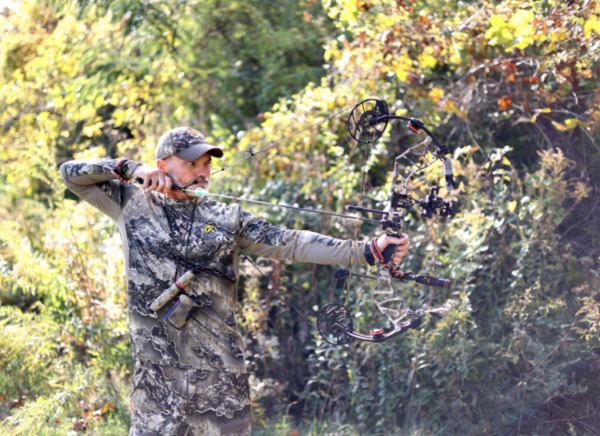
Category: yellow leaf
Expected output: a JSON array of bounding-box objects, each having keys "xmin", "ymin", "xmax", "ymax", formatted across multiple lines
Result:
[
  {"xmin": 552, "ymin": 121, "xmax": 567, "ymax": 131},
  {"xmin": 509, "ymin": 10, "xmax": 534, "ymax": 34},
  {"xmin": 502, "ymin": 156, "xmax": 511, "ymax": 166},
  {"xmin": 550, "ymin": 29, "xmax": 567, "ymax": 42},
  {"xmin": 564, "ymin": 118, "xmax": 590, "ymax": 130},
  {"xmin": 419, "ymin": 54, "xmax": 437, "ymax": 70},
  {"xmin": 584, "ymin": 15, "xmax": 598, "ymax": 39},
  {"xmin": 541, "ymin": 108, "xmax": 551, "ymax": 113},
  {"xmin": 508, "ymin": 201, "xmax": 517, "ymax": 213},
  {"xmin": 428, "ymin": 87, "xmax": 444, "ymax": 103},
  {"xmin": 490, "ymin": 15, "xmax": 507, "ymax": 28},
  {"xmin": 442, "ymin": 100, "xmax": 467, "ymax": 120},
  {"xmin": 94, "ymin": 95, "xmax": 105, "ymax": 108},
  {"xmin": 394, "ymin": 55, "xmax": 412, "ymax": 82}
]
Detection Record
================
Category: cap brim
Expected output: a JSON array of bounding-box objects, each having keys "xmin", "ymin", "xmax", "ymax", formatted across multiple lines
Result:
[{"xmin": 175, "ymin": 143, "xmax": 224, "ymax": 161}]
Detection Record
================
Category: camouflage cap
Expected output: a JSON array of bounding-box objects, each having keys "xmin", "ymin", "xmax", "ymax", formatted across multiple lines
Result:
[{"xmin": 155, "ymin": 127, "xmax": 224, "ymax": 161}]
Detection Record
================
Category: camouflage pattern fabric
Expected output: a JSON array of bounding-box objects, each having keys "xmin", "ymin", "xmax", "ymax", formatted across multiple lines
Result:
[
  {"xmin": 155, "ymin": 127, "xmax": 222, "ymax": 161},
  {"xmin": 60, "ymin": 158, "xmax": 371, "ymax": 434},
  {"xmin": 129, "ymin": 362, "xmax": 251, "ymax": 435}
]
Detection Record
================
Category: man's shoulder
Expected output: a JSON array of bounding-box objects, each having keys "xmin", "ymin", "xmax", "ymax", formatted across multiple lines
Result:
[{"xmin": 202, "ymin": 196, "xmax": 244, "ymax": 218}]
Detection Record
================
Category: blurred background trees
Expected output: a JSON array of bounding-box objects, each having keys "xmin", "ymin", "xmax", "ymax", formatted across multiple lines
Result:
[{"xmin": 0, "ymin": 0, "xmax": 599, "ymax": 434}]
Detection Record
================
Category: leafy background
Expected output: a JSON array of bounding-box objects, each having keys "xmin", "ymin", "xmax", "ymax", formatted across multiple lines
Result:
[{"xmin": 0, "ymin": 0, "xmax": 599, "ymax": 434}]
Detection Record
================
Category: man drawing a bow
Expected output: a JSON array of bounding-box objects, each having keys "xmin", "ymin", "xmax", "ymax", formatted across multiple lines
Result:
[{"xmin": 60, "ymin": 127, "xmax": 410, "ymax": 436}]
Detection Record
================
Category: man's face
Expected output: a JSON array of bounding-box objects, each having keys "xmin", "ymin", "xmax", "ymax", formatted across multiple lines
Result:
[{"xmin": 159, "ymin": 153, "xmax": 212, "ymax": 191}]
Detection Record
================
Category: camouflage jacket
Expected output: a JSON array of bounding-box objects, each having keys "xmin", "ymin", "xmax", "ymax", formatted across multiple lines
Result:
[{"xmin": 60, "ymin": 158, "xmax": 372, "ymax": 418}]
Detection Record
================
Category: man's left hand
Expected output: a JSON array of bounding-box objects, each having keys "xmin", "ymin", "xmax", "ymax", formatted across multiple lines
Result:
[{"xmin": 376, "ymin": 233, "xmax": 410, "ymax": 264}]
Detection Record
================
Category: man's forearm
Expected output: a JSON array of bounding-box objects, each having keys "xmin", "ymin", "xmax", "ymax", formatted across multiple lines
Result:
[
  {"xmin": 59, "ymin": 158, "xmax": 141, "ymax": 220},
  {"xmin": 60, "ymin": 158, "xmax": 141, "ymax": 187}
]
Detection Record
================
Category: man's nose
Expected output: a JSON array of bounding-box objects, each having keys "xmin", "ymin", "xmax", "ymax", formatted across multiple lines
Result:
[{"xmin": 197, "ymin": 166, "xmax": 210, "ymax": 178}]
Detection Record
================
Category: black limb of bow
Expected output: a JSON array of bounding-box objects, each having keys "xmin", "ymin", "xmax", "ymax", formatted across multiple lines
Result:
[{"xmin": 317, "ymin": 98, "xmax": 456, "ymax": 346}]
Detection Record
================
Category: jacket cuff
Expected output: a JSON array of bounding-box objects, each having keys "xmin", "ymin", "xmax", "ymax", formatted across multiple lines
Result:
[
  {"xmin": 119, "ymin": 160, "xmax": 142, "ymax": 180},
  {"xmin": 364, "ymin": 241, "xmax": 375, "ymax": 266}
]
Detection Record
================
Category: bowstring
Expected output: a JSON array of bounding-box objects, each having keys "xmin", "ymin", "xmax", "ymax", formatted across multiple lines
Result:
[{"xmin": 339, "ymin": 126, "xmax": 377, "ymax": 311}]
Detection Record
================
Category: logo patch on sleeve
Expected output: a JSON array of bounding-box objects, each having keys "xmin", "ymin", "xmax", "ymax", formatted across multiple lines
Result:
[{"xmin": 204, "ymin": 224, "xmax": 214, "ymax": 233}]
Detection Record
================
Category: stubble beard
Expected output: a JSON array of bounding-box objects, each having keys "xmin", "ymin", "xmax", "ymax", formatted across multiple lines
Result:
[{"xmin": 169, "ymin": 170, "xmax": 210, "ymax": 192}]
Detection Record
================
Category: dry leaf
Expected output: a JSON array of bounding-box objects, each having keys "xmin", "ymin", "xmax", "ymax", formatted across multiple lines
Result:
[
  {"xmin": 502, "ymin": 61, "xmax": 517, "ymax": 72},
  {"xmin": 101, "ymin": 404, "xmax": 114, "ymax": 414},
  {"xmin": 498, "ymin": 97, "xmax": 512, "ymax": 112}
]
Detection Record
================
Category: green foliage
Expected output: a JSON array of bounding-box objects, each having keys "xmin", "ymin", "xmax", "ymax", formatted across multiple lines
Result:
[{"xmin": 0, "ymin": 0, "xmax": 599, "ymax": 435}]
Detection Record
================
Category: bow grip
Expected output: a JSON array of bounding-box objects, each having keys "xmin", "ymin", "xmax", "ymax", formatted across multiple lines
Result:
[{"xmin": 381, "ymin": 243, "xmax": 398, "ymax": 264}]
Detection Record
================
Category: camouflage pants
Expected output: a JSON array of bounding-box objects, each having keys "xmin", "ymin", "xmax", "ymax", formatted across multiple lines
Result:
[{"xmin": 129, "ymin": 362, "xmax": 252, "ymax": 436}]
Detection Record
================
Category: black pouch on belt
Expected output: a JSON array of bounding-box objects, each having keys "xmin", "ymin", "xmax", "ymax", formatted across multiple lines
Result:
[{"xmin": 164, "ymin": 294, "xmax": 200, "ymax": 330}]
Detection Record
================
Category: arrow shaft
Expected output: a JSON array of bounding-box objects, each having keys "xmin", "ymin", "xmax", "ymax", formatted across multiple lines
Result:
[{"xmin": 182, "ymin": 190, "xmax": 381, "ymax": 224}]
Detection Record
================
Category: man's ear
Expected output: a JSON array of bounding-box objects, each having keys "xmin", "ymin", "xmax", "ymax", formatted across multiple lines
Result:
[{"xmin": 156, "ymin": 159, "xmax": 166, "ymax": 171}]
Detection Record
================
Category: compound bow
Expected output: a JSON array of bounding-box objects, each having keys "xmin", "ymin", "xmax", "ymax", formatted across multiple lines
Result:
[{"xmin": 315, "ymin": 99, "xmax": 456, "ymax": 345}]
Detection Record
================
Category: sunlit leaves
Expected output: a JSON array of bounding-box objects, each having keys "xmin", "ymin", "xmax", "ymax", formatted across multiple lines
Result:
[
  {"xmin": 583, "ymin": 14, "xmax": 600, "ymax": 39},
  {"xmin": 428, "ymin": 87, "xmax": 444, "ymax": 104},
  {"xmin": 485, "ymin": 9, "xmax": 545, "ymax": 51}
]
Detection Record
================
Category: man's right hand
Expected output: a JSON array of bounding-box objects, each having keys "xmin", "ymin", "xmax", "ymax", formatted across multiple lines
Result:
[{"xmin": 132, "ymin": 166, "xmax": 173, "ymax": 194}]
